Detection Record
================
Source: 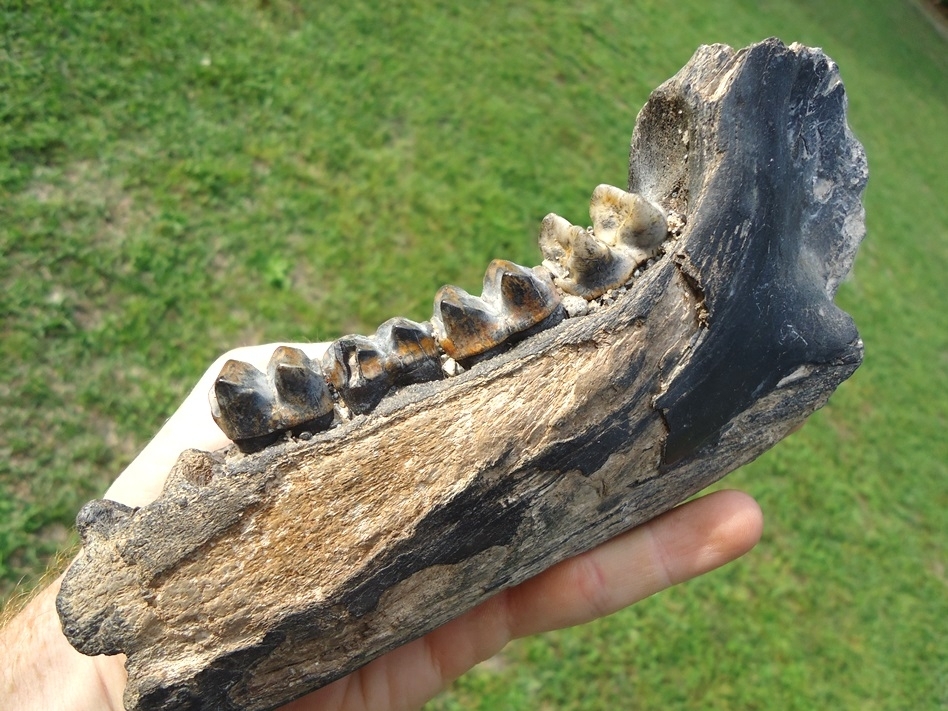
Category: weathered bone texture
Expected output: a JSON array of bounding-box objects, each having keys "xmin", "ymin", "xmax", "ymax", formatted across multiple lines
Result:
[{"xmin": 57, "ymin": 38, "xmax": 867, "ymax": 711}]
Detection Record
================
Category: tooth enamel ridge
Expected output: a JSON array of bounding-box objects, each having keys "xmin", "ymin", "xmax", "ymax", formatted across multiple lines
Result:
[
  {"xmin": 210, "ymin": 348, "xmax": 334, "ymax": 452},
  {"xmin": 540, "ymin": 184, "xmax": 670, "ymax": 299},
  {"xmin": 432, "ymin": 259, "xmax": 565, "ymax": 364},
  {"xmin": 321, "ymin": 317, "xmax": 443, "ymax": 415}
]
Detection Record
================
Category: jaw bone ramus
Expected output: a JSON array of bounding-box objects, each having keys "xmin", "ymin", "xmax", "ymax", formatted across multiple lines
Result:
[{"xmin": 56, "ymin": 39, "xmax": 867, "ymax": 711}]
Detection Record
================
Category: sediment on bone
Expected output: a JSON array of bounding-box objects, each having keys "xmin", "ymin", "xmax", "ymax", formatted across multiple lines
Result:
[
  {"xmin": 540, "ymin": 184, "xmax": 669, "ymax": 299},
  {"xmin": 210, "ymin": 347, "xmax": 334, "ymax": 453},
  {"xmin": 321, "ymin": 317, "xmax": 442, "ymax": 415},
  {"xmin": 432, "ymin": 258, "xmax": 564, "ymax": 364}
]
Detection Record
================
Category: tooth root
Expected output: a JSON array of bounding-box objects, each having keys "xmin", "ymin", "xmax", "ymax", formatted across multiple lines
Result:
[
  {"xmin": 210, "ymin": 359, "xmax": 275, "ymax": 445},
  {"xmin": 376, "ymin": 317, "xmax": 443, "ymax": 387},
  {"xmin": 432, "ymin": 285, "xmax": 504, "ymax": 362},
  {"xmin": 321, "ymin": 336, "xmax": 387, "ymax": 415},
  {"xmin": 268, "ymin": 346, "xmax": 334, "ymax": 432},
  {"xmin": 590, "ymin": 184, "xmax": 667, "ymax": 250}
]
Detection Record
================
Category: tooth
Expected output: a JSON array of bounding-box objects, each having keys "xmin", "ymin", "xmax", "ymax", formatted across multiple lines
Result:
[
  {"xmin": 538, "ymin": 213, "xmax": 574, "ymax": 273},
  {"xmin": 590, "ymin": 184, "xmax": 667, "ymax": 251},
  {"xmin": 321, "ymin": 336, "xmax": 385, "ymax": 415},
  {"xmin": 432, "ymin": 284, "xmax": 505, "ymax": 362},
  {"xmin": 375, "ymin": 317, "xmax": 443, "ymax": 386},
  {"xmin": 268, "ymin": 346, "xmax": 334, "ymax": 433},
  {"xmin": 538, "ymin": 185, "xmax": 670, "ymax": 300},
  {"xmin": 483, "ymin": 259, "xmax": 564, "ymax": 335},
  {"xmin": 210, "ymin": 359, "xmax": 275, "ymax": 447},
  {"xmin": 322, "ymin": 319, "xmax": 444, "ymax": 416},
  {"xmin": 434, "ymin": 260, "xmax": 566, "ymax": 364},
  {"xmin": 540, "ymin": 221, "xmax": 629, "ymax": 299}
]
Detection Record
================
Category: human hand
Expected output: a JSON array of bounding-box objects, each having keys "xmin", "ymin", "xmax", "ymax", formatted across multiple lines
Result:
[{"xmin": 1, "ymin": 344, "xmax": 763, "ymax": 711}]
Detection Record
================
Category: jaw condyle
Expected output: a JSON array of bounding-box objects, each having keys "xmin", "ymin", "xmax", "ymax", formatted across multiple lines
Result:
[{"xmin": 57, "ymin": 39, "xmax": 867, "ymax": 711}]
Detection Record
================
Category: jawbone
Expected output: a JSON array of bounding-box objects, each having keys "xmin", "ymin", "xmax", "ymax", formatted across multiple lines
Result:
[{"xmin": 57, "ymin": 38, "xmax": 867, "ymax": 711}]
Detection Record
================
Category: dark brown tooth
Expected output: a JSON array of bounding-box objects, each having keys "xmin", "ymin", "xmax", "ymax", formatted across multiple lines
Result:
[
  {"xmin": 376, "ymin": 318, "xmax": 443, "ymax": 386},
  {"xmin": 210, "ymin": 359, "xmax": 275, "ymax": 446},
  {"xmin": 321, "ymin": 336, "xmax": 386, "ymax": 415},
  {"xmin": 434, "ymin": 260, "xmax": 566, "ymax": 365},
  {"xmin": 323, "ymin": 319, "xmax": 443, "ymax": 416},
  {"xmin": 432, "ymin": 285, "xmax": 505, "ymax": 362},
  {"xmin": 268, "ymin": 346, "xmax": 335, "ymax": 433}
]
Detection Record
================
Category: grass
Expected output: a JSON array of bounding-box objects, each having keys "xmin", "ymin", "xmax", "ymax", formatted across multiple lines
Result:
[{"xmin": 1, "ymin": 0, "xmax": 946, "ymax": 708}]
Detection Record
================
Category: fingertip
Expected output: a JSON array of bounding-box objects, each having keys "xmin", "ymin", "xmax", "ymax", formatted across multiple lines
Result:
[
  {"xmin": 662, "ymin": 489, "xmax": 763, "ymax": 585},
  {"xmin": 719, "ymin": 488, "xmax": 764, "ymax": 555}
]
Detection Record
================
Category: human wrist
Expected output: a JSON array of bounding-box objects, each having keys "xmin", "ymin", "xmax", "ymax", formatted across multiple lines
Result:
[{"xmin": 0, "ymin": 573, "xmax": 126, "ymax": 711}]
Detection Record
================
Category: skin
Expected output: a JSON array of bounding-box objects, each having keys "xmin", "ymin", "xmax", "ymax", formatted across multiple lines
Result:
[{"xmin": 0, "ymin": 345, "xmax": 764, "ymax": 711}]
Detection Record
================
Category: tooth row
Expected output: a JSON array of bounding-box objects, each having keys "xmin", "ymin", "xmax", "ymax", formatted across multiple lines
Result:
[
  {"xmin": 210, "ymin": 187, "xmax": 670, "ymax": 452},
  {"xmin": 210, "ymin": 346, "xmax": 335, "ymax": 452},
  {"xmin": 540, "ymin": 184, "xmax": 668, "ymax": 299},
  {"xmin": 432, "ymin": 259, "xmax": 565, "ymax": 363}
]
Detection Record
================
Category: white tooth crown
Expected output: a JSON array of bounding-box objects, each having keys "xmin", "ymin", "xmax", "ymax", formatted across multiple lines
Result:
[{"xmin": 540, "ymin": 184, "xmax": 668, "ymax": 298}]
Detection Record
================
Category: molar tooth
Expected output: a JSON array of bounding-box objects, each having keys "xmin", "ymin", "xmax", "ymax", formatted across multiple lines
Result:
[
  {"xmin": 323, "ymin": 319, "xmax": 445, "ymax": 417},
  {"xmin": 432, "ymin": 285, "xmax": 505, "ymax": 362},
  {"xmin": 210, "ymin": 359, "xmax": 275, "ymax": 446},
  {"xmin": 268, "ymin": 346, "xmax": 334, "ymax": 433},
  {"xmin": 483, "ymin": 259, "xmax": 565, "ymax": 335},
  {"xmin": 321, "ymin": 336, "xmax": 386, "ymax": 415},
  {"xmin": 375, "ymin": 317, "xmax": 443, "ymax": 386},
  {"xmin": 551, "ymin": 227, "xmax": 629, "ymax": 299},
  {"xmin": 538, "ymin": 186, "xmax": 670, "ymax": 299},
  {"xmin": 589, "ymin": 184, "xmax": 667, "ymax": 251}
]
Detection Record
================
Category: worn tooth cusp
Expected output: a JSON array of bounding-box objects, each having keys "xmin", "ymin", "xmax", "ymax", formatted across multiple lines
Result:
[
  {"xmin": 210, "ymin": 349, "xmax": 333, "ymax": 452},
  {"xmin": 485, "ymin": 259, "xmax": 565, "ymax": 337},
  {"xmin": 322, "ymin": 318, "xmax": 443, "ymax": 416},
  {"xmin": 432, "ymin": 284, "xmax": 506, "ymax": 362},
  {"xmin": 375, "ymin": 317, "xmax": 443, "ymax": 386},
  {"xmin": 268, "ymin": 346, "xmax": 335, "ymax": 434},
  {"xmin": 540, "ymin": 184, "xmax": 669, "ymax": 299},
  {"xmin": 433, "ymin": 259, "xmax": 564, "ymax": 364},
  {"xmin": 210, "ymin": 359, "xmax": 276, "ymax": 448},
  {"xmin": 589, "ymin": 184, "xmax": 667, "ymax": 252},
  {"xmin": 321, "ymin": 335, "xmax": 385, "ymax": 416}
]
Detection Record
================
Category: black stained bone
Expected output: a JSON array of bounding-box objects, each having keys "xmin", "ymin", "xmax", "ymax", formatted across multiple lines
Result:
[{"xmin": 629, "ymin": 40, "xmax": 867, "ymax": 465}]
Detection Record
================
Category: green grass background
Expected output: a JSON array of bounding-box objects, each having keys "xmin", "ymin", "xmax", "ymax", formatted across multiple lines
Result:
[{"xmin": 1, "ymin": 0, "xmax": 945, "ymax": 708}]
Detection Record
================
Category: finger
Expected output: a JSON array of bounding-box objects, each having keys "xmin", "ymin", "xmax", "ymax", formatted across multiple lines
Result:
[
  {"xmin": 105, "ymin": 342, "xmax": 329, "ymax": 507},
  {"xmin": 285, "ymin": 489, "xmax": 762, "ymax": 711},
  {"xmin": 504, "ymin": 488, "xmax": 763, "ymax": 637}
]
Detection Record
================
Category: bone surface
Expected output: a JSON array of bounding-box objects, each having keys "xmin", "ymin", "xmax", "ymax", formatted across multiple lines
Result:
[{"xmin": 57, "ymin": 39, "xmax": 867, "ymax": 711}]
